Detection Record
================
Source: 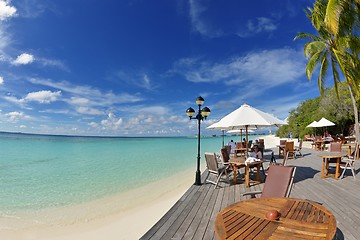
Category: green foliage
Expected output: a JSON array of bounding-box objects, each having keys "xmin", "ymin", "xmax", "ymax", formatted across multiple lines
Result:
[{"xmin": 276, "ymin": 82, "xmax": 357, "ymax": 138}]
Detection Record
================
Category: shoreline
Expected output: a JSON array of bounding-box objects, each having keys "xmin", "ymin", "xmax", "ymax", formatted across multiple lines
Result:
[
  {"xmin": 0, "ymin": 135, "xmax": 304, "ymax": 240},
  {"xmin": 0, "ymin": 168, "xmax": 195, "ymax": 240}
]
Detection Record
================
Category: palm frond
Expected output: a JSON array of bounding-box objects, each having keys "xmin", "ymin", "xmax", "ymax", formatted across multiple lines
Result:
[
  {"xmin": 294, "ymin": 32, "xmax": 320, "ymax": 41},
  {"xmin": 325, "ymin": 0, "xmax": 342, "ymax": 35},
  {"xmin": 330, "ymin": 58, "xmax": 341, "ymax": 99},
  {"xmin": 318, "ymin": 53, "xmax": 329, "ymax": 95},
  {"xmin": 306, "ymin": 49, "xmax": 326, "ymax": 80},
  {"xmin": 304, "ymin": 41, "xmax": 327, "ymax": 58}
]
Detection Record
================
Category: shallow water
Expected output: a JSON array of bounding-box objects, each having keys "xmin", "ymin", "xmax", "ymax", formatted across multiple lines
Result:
[{"xmin": 0, "ymin": 132, "xmax": 255, "ymax": 213}]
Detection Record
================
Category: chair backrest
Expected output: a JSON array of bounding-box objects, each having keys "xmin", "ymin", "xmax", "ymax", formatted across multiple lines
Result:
[
  {"xmin": 285, "ymin": 141, "xmax": 294, "ymax": 151},
  {"xmin": 280, "ymin": 139, "xmax": 287, "ymax": 145},
  {"xmin": 204, "ymin": 153, "xmax": 219, "ymax": 172},
  {"xmin": 221, "ymin": 147, "xmax": 230, "ymax": 163},
  {"xmin": 236, "ymin": 142, "xmax": 244, "ymax": 148},
  {"xmin": 224, "ymin": 145, "xmax": 231, "ymax": 155},
  {"xmin": 329, "ymin": 142, "xmax": 342, "ymax": 152},
  {"xmin": 261, "ymin": 165, "xmax": 296, "ymax": 198},
  {"xmin": 349, "ymin": 142, "xmax": 359, "ymax": 160}
]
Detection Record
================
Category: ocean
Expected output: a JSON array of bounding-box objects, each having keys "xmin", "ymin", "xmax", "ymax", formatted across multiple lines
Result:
[{"xmin": 0, "ymin": 132, "xmax": 255, "ymax": 214}]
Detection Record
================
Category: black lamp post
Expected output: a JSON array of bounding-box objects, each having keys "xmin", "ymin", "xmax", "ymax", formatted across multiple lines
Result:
[{"xmin": 186, "ymin": 96, "xmax": 211, "ymax": 186}]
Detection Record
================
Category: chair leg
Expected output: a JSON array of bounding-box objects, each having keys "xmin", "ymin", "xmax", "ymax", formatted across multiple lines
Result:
[{"xmin": 350, "ymin": 162, "xmax": 356, "ymax": 179}]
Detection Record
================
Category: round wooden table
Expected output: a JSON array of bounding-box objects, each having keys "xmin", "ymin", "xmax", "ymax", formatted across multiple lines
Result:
[{"xmin": 215, "ymin": 197, "xmax": 337, "ymax": 240}]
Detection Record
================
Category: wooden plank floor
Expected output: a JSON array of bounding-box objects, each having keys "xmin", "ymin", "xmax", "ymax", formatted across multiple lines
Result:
[{"xmin": 141, "ymin": 147, "xmax": 360, "ymax": 240}]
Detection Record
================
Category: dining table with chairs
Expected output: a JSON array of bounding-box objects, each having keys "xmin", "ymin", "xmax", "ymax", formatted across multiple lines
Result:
[{"xmin": 229, "ymin": 157, "xmax": 262, "ymax": 187}]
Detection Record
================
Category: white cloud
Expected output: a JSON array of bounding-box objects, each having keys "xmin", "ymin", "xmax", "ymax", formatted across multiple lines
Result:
[
  {"xmin": 114, "ymin": 71, "xmax": 155, "ymax": 91},
  {"xmin": 5, "ymin": 111, "xmax": 30, "ymax": 122},
  {"xmin": 0, "ymin": 0, "xmax": 17, "ymax": 21},
  {"xmin": 76, "ymin": 106, "xmax": 103, "ymax": 115},
  {"xmin": 28, "ymin": 78, "xmax": 144, "ymax": 105},
  {"xmin": 100, "ymin": 112, "xmax": 123, "ymax": 129},
  {"xmin": 188, "ymin": 0, "xmax": 221, "ymax": 38},
  {"xmin": 24, "ymin": 90, "xmax": 61, "ymax": 103},
  {"xmin": 38, "ymin": 57, "xmax": 69, "ymax": 71},
  {"xmin": 138, "ymin": 106, "xmax": 168, "ymax": 115},
  {"xmin": 88, "ymin": 122, "xmax": 98, "ymax": 128},
  {"xmin": 12, "ymin": 53, "xmax": 35, "ymax": 65},
  {"xmin": 0, "ymin": 76, "xmax": 3, "ymax": 84},
  {"xmin": 172, "ymin": 48, "xmax": 305, "ymax": 88},
  {"xmin": 69, "ymin": 97, "xmax": 90, "ymax": 106},
  {"xmin": 247, "ymin": 17, "xmax": 277, "ymax": 33}
]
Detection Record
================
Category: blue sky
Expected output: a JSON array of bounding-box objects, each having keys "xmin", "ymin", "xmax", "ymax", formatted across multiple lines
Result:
[{"xmin": 0, "ymin": 0, "xmax": 323, "ymax": 136}]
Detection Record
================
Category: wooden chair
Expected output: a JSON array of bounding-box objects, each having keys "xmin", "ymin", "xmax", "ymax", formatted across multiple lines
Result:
[
  {"xmin": 242, "ymin": 165, "xmax": 296, "ymax": 198},
  {"xmin": 284, "ymin": 141, "xmax": 295, "ymax": 160},
  {"xmin": 279, "ymin": 139, "xmax": 286, "ymax": 157},
  {"xmin": 340, "ymin": 143, "xmax": 358, "ymax": 179},
  {"xmin": 224, "ymin": 145, "xmax": 231, "ymax": 156},
  {"xmin": 329, "ymin": 142, "xmax": 342, "ymax": 152},
  {"xmin": 204, "ymin": 152, "xmax": 230, "ymax": 189}
]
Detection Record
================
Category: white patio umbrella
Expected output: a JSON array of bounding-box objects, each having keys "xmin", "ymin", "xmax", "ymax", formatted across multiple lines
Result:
[
  {"xmin": 227, "ymin": 129, "xmax": 254, "ymax": 134},
  {"xmin": 306, "ymin": 121, "xmax": 318, "ymax": 128},
  {"xmin": 316, "ymin": 117, "xmax": 335, "ymax": 127},
  {"xmin": 227, "ymin": 129, "xmax": 255, "ymax": 143},
  {"xmin": 315, "ymin": 117, "xmax": 335, "ymax": 137},
  {"xmin": 207, "ymin": 121, "xmax": 228, "ymax": 147},
  {"xmin": 306, "ymin": 120, "xmax": 319, "ymax": 137},
  {"xmin": 213, "ymin": 103, "xmax": 287, "ymax": 156}
]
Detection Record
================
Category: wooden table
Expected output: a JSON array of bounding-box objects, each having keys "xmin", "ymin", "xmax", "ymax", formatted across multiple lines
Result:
[
  {"xmin": 313, "ymin": 141, "xmax": 325, "ymax": 151},
  {"xmin": 229, "ymin": 158, "xmax": 262, "ymax": 187},
  {"xmin": 214, "ymin": 197, "xmax": 337, "ymax": 240},
  {"xmin": 232, "ymin": 147, "xmax": 247, "ymax": 158},
  {"xmin": 319, "ymin": 152, "xmax": 347, "ymax": 179}
]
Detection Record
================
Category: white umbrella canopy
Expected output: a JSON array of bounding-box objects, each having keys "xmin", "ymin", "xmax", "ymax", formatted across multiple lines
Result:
[
  {"xmin": 214, "ymin": 103, "xmax": 287, "ymax": 155},
  {"xmin": 227, "ymin": 129, "xmax": 254, "ymax": 134},
  {"xmin": 315, "ymin": 117, "xmax": 335, "ymax": 127},
  {"xmin": 306, "ymin": 121, "xmax": 318, "ymax": 128},
  {"xmin": 216, "ymin": 103, "xmax": 287, "ymax": 129}
]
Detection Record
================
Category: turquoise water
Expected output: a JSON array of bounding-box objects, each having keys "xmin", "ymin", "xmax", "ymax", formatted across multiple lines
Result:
[{"xmin": 0, "ymin": 132, "xmax": 255, "ymax": 212}]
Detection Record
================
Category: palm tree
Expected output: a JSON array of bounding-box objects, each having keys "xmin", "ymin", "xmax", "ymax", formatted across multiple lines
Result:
[{"xmin": 295, "ymin": 0, "xmax": 360, "ymax": 144}]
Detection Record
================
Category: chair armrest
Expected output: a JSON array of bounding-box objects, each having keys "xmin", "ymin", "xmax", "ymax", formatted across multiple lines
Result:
[{"xmin": 242, "ymin": 190, "xmax": 262, "ymax": 198}]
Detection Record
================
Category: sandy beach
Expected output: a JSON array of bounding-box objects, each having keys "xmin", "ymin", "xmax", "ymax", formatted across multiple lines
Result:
[{"xmin": 0, "ymin": 135, "xmax": 305, "ymax": 240}]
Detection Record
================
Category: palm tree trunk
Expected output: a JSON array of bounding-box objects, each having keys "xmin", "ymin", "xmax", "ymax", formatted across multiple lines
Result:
[{"xmin": 348, "ymin": 85, "xmax": 359, "ymax": 144}]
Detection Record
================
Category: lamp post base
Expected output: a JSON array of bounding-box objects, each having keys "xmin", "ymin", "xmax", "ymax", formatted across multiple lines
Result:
[{"xmin": 194, "ymin": 170, "xmax": 202, "ymax": 185}]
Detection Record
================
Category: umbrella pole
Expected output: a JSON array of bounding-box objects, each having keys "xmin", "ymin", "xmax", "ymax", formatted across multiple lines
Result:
[
  {"xmin": 222, "ymin": 130, "xmax": 224, "ymax": 147},
  {"xmin": 246, "ymin": 125, "xmax": 249, "ymax": 157},
  {"xmin": 240, "ymin": 129, "xmax": 243, "ymax": 144}
]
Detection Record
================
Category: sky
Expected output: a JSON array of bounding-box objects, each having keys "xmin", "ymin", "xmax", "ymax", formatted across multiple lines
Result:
[{"xmin": 0, "ymin": 0, "xmax": 324, "ymax": 136}]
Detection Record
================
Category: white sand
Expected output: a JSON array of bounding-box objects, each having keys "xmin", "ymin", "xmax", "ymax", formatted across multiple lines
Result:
[{"xmin": 0, "ymin": 135, "xmax": 307, "ymax": 240}]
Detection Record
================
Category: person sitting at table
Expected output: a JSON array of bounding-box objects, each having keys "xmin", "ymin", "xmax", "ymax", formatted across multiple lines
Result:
[
  {"xmin": 227, "ymin": 139, "xmax": 236, "ymax": 154},
  {"xmin": 249, "ymin": 145, "xmax": 262, "ymax": 159}
]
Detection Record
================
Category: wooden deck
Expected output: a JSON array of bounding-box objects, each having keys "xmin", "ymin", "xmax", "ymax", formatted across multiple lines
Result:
[{"xmin": 141, "ymin": 147, "xmax": 360, "ymax": 240}]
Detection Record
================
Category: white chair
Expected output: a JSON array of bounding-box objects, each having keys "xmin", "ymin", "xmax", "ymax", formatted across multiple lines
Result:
[
  {"xmin": 204, "ymin": 152, "xmax": 230, "ymax": 188},
  {"xmin": 294, "ymin": 140, "xmax": 303, "ymax": 157},
  {"xmin": 340, "ymin": 143, "xmax": 358, "ymax": 179}
]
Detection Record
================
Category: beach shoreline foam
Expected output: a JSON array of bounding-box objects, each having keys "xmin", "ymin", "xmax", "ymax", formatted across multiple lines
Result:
[{"xmin": 0, "ymin": 135, "xmax": 306, "ymax": 240}]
